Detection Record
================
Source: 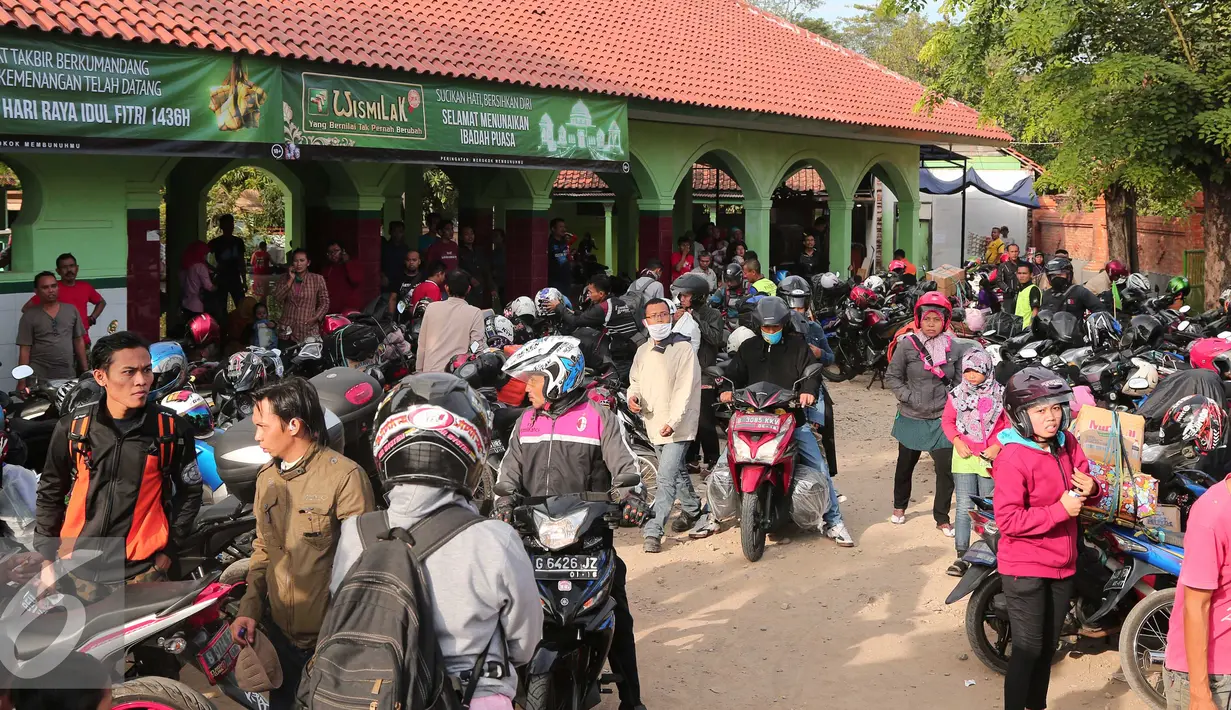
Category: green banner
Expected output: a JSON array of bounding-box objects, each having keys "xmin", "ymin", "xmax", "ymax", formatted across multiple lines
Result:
[
  {"xmin": 0, "ymin": 32, "xmax": 630, "ymax": 169},
  {"xmin": 283, "ymin": 68, "xmax": 629, "ymax": 169},
  {"xmin": 0, "ymin": 33, "xmax": 280, "ymax": 153}
]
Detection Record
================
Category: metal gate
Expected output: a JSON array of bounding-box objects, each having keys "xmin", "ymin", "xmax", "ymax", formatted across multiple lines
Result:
[{"xmin": 1184, "ymin": 250, "xmax": 1205, "ymax": 308}]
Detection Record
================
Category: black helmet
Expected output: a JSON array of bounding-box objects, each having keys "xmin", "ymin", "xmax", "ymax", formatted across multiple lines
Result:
[
  {"xmin": 752, "ymin": 296, "xmax": 791, "ymax": 328},
  {"xmin": 56, "ymin": 374, "xmax": 103, "ymax": 414},
  {"xmin": 1044, "ymin": 258, "xmax": 1073, "ymax": 290},
  {"xmin": 1129, "ymin": 314, "xmax": 1164, "ymax": 348},
  {"xmin": 671, "ymin": 272, "xmax": 711, "ymax": 299},
  {"xmin": 724, "ymin": 262, "xmax": 743, "ymax": 284},
  {"xmin": 1033, "ymin": 308, "xmax": 1055, "ymax": 336},
  {"xmin": 1004, "ymin": 367, "xmax": 1073, "ymax": 437},
  {"xmin": 371, "ymin": 373, "xmax": 493, "ymax": 494},
  {"xmin": 1159, "ymin": 394, "xmax": 1226, "ymax": 456},
  {"xmin": 778, "ymin": 275, "xmax": 811, "ymax": 309}
]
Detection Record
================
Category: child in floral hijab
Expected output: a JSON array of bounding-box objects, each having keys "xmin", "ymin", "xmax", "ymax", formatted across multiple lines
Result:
[{"xmin": 941, "ymin": 347, "xmax": 1011, "ymax": 576}]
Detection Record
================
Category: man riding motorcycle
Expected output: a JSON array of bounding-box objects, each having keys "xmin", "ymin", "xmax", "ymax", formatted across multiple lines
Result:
[
  {"xmin": 546, "ymin": 273, "xmax": 642, "ymax": 384},
  {"xmin": 1041, "ymin": 257, "xmax": 1107, "ymax": 317},
  {"xmin": 495, "ymin": 336, "xmax": 651, "ymax": 710},
  {"xmin": 719, "ymin": 297, "xmax": 852, "ymax": 545},
  {"xmin": 672, "ymin": 273, "xmax": 724, "ymax": 473}
]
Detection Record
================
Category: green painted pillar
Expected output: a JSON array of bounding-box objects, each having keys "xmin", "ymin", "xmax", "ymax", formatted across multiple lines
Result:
[
  {"xmin": 673, "ymin": 168, "xmax": 693, "ymax": 235},
  {"xmin": 602, "ymin": 201, "xmax": 615, "ymax": 270},
  {"xmin": 743, "ymin": 198, "xmax": 772, "ymax": 265},
  {"xmin": 828, "ymin": 199, "xmax": 854, "ymax": 276},
  {"xmin": 899, "ymin": 199, "xmax": 924, "ymax": 269},
  {"xmin": 616, "ymin": 194, "xmax": 638, "ymax": 277}
]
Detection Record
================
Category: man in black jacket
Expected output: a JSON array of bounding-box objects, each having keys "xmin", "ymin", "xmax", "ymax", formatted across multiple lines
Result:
[
  {"xmin": 672, "ymin": 273, "xmax": 723, "ymax": 471},
  {"xmin": 35, "ymin": 331, "xmax": 202, "ymax": 596},
  {"xmin": 548, "ymin": 273, "xmax": 642, "ymax": 383},
  {"xmin": 1041, "ymin": 257, "xmax": 1107, "ymax": 316}
]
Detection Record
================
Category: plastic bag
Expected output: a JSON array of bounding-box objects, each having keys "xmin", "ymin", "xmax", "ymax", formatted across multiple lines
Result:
[
  {"xmin": 789, "ymin": 465, "xmax": 832, "ymax": 532},
  {"xmin": 706, "ymin": 459, "xmax": 739, "ymax": 522}
]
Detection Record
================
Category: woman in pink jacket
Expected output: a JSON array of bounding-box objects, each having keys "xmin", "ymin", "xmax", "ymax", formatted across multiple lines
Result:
[
  {"xmin": 993, "ymin": 367, "xmax": 1097, "ymax": 710},
  {"xmin": 942, "ymin": 347, "xmax": 1010, "ymax": 577}
]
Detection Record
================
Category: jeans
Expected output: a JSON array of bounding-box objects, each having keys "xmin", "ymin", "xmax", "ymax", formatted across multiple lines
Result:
[
  {"xmin": 1001, "ymin": 575, "xmax": 1074, "ymax": 710},
  {"xmin": 267, "ymin": 623, "xmax": 316, "ymax": 710},
  {"xmin": 1165, "ymin": 669, "xmax": 1231, "ymax": 709},
  {"xmin": 792, "ymin": 422, "xmax": 843, "ymax": 528},
  {"xmin": 805, "ymin": 391, "xmax": 839, "ymax": 478},
  {"xmin": 644, "ymin": 441, "xmax": 701, "ymax": 539},
  {"xmin": 893, "ymin": 444, "xmax": 955, "ymax": 525},
  {"xmin": 610, "ymin": 555, "xmax": 642, "ymax": 709},
  {"xmin": 954, "ymin": 474, "xmax": 995, "ymax": 556}
]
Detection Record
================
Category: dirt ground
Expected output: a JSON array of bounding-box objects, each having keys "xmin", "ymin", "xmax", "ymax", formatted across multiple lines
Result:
[
  {"xmin": 191, "ymin": 377, "xmax": 1148, "ymax": 710},
  {"xmin": 616, "ymin": 377, "xmax": 1148, "ymax": 710}
]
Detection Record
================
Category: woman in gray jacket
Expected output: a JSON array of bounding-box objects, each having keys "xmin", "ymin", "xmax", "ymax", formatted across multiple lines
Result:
[{"xmin": 885, "ymin": 292, "xmax": 975, "ymax": 534}]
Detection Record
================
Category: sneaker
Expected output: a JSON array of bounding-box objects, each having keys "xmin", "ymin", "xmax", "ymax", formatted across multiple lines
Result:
[
  {"xmin": 891, "ymin": 509, "xmax": 906, "ymax": 525},
  {"xmin": 688, "ymin": 516, "xmax": 721, "ymax": 539},
  {"xmin": 643, "ymin": 537, "xmax": 662, "ymax": 553},
  {"xmin": 671, "ymin": 511, "xmax": 698, "ymax": 533},
  {"xmin": 937, "ymin": 523, "xmax": 955, "ymax": 538},
  {"xmin": 946, "ymin": 559, "xmax": 970, "ymax": 577},
  {"xmin": 825, "ymin": 523, "xmax": 856, "ymax": 547}
]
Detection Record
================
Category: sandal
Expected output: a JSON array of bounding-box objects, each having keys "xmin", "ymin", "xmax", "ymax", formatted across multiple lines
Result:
[
  {"xmin": 946, "ymin": 559, "xmax": 969, "ymax": 577},
  {"xmin": 891, "ymin": 509, "xmax": 906, "ymax": 525},
  {"xmin": 937, "ymin": 523, "xmax": 955, "ymax": 538}
]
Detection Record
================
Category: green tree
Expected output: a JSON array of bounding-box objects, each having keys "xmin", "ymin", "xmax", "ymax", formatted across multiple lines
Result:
[
  {"xmin": 884, "ymin": 0, "xmax": 1231, "ymax": 299},
  {"xmin": 205, "ymin": 166, "xmax": 287, "ymax": 246},
  {"xmin": 750, "ymin": 0, "xmax": 837, "ymax": 37},
  {"xmin": 837, "ymin": 5, "xmax": 945, "ymax": 83}
]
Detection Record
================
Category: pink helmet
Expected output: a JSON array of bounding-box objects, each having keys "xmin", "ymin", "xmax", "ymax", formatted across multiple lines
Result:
[
  {"xmin": 889, "ymin": 259, "xmax": 908, "ymax": 273},
  {"xmin": 964, "ymin": 307, "xmax": 985, "ymax": 332},
  {"xmin": 1189, "ymin": 338, "xmax": 1231, "ymax": 372},
  {"xmin": 187, "ymin": 313, "xmax": 220, "ymax": 347},
  {"xmin": 849, "ymin": 285, "xmax": 878, "ymax": 308},
  {"xmin": 322, "ymin": 314, "xmax": 352, "ymax": 336},
  {"xmin": 914, "ymin": 291, "xmax": 952, "ymax": 328}
]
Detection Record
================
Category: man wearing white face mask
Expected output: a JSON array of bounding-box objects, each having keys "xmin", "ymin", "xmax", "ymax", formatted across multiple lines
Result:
[{"xmin": 628, "ymin": 298, "xmax": 702, "ymax": 553}]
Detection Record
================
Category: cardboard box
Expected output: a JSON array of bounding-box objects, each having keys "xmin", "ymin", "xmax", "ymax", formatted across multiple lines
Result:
[
  {"xmin": 1141, "ymin": 504, "xmax": 1181, "ymax": 534},
  {"xmin": 1074, "ymin": 406, "xmax": 1146, "ymax": 523},
  {"xmin": 927, "ymin": 264, "xmax": 966, "ymax": 298}
]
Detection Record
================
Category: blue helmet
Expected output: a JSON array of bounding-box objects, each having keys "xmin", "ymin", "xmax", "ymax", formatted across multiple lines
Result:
[
  {"xmin": 149, "ymin": 341, "xmax": 188, "ymax": 402},
  {"xmin": 502, "ymin": 336, "xmax": 585, "ymax": 401}
]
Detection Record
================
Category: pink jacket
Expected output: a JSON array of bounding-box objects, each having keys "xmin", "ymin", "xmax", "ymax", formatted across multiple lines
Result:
[
  {"xmin": 991, "ymin": 429, "xmax": 1091, "ymax": 579},
  {"xmin": 941, "ymin": 400, "xmax": 1010, "ymax": 456}
]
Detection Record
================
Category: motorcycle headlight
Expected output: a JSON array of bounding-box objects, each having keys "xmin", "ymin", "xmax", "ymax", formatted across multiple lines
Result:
[
  {"xmin": 732, "ymin": 437, "xmax": 754, "ymax": 461},
  {"xmin": 533, "ymin": 509, "xmax": 589, "ymax": 552},
  {"xmin": 22, "ymin": 401, "xmax": 50, "ymax": 420},
  {"xmin": 731, "ymin": 431, "xmax": 787, "ymax": 464}
]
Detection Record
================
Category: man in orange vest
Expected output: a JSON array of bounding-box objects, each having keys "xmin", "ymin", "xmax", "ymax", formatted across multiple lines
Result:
[{"xmin": 34, "ymin": 331, "xmax": 202, "ymax": 597}]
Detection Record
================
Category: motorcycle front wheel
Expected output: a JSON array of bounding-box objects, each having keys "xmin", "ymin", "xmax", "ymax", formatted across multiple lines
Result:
[
  {"xmin": 1118, "ymin": 587, "xmax": 1172, "ymax": 710},
  {"xmin": 740, "ymin": 488, "xmax": 767, "ymax": 562},
  {"xmin": 965, "ymin": 574, "xmax": 1066, "ymax": 675},
  {"xmin": 111, "ymin": 677, "xmax": 213, "ymax": 710},
  {"xmin": 524, "ymin": 671, "xmax": 579, "ymax": 710}
]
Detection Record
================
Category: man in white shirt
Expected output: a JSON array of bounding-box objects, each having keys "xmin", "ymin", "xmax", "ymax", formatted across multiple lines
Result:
[{"xmin": 691, "ymin": 253, "xmax": 718, "ymax": 293}]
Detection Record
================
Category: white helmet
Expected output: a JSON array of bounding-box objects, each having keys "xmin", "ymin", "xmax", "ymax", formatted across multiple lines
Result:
[
  {"xmin": 1125, "ymin": 272, "xmax": 1151, "ymax": 294},
  {"xmin": 727, "ymin": 325, "xmax": 756, "ymax": 353},
  {"xmin": 505, "ymin": 296, "xmax": 536, "ymax": 321},
  {"xmin": 818, "ymin": 272, "xmax": 842, "ymax": 290},
  {"xmin": 502, "ymin": 336, "xmax": 585, "ymax": 401},
  {"xmin": 535, "ymin": 287, "xmax": 565, "ymax": 317},
  {"xmin": 489, "ymin": 315, "xmax": 515, "ymax": 348},
  {"xmin": 863, "ymin": 274, "xmax": 886, "ymax": 294},
  {"xmin": 160, "ymin": 390, "xmax": 214, "ymax": 439}
]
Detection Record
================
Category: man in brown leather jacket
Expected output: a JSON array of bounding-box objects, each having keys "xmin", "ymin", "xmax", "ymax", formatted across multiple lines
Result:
[{"xmin": 230, "ymin": 377, "xmax": 374, "ymax": 710}]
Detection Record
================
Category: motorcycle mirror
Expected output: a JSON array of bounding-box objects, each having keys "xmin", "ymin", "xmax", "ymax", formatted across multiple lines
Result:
[
  {"xmin": 703, "ymin": 365, "xmax": 726, "ymax": 380},
  {"xmin": 1020, "ymin": 348, "xmax": 1038, "ymax": 359},
  {"xmin": 802, "ymin": 363, "xmax": 824, "ymax": 380},
  {"xmin": 11, "ymin": 365, "xmax": 33, "ymax": 380},
  {"xmin": 612, "ymin": 473, "xmax": 642, "ymax": 488},
  {"xmin": 1180, "ymin": 305, "xmax": 1192, "ymax": 314},
  {"xmin": 397, "ymin": 301, "xmax": 407, "ymax": 314},
  {"xmin": 1219, "ymin": 331, "xmax": 1231, "ymax": 340},
  {"xmin": 1127, "ymin": 376, "xmax": 1150, "ymax": 390},
  {"xmin": 983, "ymin": 329, "xmax": 997, "ymax": 337},
  {"xmin": 1120, "ymin": 331, "xmax": 1137, "ymax": 349},
  {"xmin": 493, "ymin": 480, "xmax": 519, "ymax": 498},
  {"xmin": 1178, "ymin": 320, "xmax": 1191, "ymax": 332}
]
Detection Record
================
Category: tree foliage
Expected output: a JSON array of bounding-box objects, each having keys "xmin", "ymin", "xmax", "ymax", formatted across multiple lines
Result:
[
  {"xmin": 836, "ymin": 4, "xmax": 946, "ymax": 83},
  {"xmin": 205, "ymin": 166, "xmax": 287, "ymax": 243}
]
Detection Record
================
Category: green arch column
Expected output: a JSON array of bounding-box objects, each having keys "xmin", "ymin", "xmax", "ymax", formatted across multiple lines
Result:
[
  {"xmin": 827, "ymin": 199, "xmax": 854, "ymax": 275},
  {"xmin": 743, "ymin": 198, "xmax": 772, "ymax": 265}
]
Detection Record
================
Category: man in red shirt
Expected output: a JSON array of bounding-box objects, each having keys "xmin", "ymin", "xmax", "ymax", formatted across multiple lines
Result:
[
  {"xmin": 424, "ymin": 221, "xmax": 459, "ymax": 273},
  {"xmin": 408, "ymin": 261, "xmax": 448, "ymax": 321},
  {"xmin": 322, "ymin": 241, "xmax": 364, "ymax": 314},
  {"xmin": 23, "ymin": 252, "xmax": 105, "ymax": 346},
  {"xmin": 251, "ymin": 240, "xmax": 273, "ymax": 298},
  {"xmin": 671, "ymin": 235, "xmax": 695, "ymax": 280}
]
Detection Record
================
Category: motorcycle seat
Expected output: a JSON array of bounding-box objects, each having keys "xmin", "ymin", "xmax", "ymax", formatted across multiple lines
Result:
[
  {"xmin": 10, "ymin": 577, "xmax": 213, "ymax": 661},
  {"xmin": 194, "ymin": 496, "xmax": 248, "ymax": 527}
]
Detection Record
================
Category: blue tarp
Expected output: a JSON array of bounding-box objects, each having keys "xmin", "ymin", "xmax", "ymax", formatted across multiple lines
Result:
[{"xmin": 919, "ymin": 168, "xmax": 1040, "ymax": 208}]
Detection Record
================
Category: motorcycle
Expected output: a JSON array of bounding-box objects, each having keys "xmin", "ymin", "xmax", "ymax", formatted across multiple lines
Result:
[
  {"xmin": 494, "ymin": 473, "xmax": 641, "ymax": 710},
  {"xmin": 715, "ymin": 363, "xmax": 823, "ymax": 562},
  {"xmin": 4, "ymin": 364, "xmax": 65, "ymax": 472},
  {"xmin": 822, "ymin": 302, "xmax": 908, "ymax": 385},
  {"xmin": 5, "ymin": 572, "xmax": 266, "ymax": 710}
]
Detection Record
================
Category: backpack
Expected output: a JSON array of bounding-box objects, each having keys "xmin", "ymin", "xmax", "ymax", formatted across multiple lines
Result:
[
  {"xmin": 298, "ymin": 505, "xmax": 494, "ymax": 710},
  {"xmin": 616, "ymin": 277, "xmax": 656, "ymax": 346},
  {"xmin": 884, "ymin": 322, "xmax": 919, "ymax": 367},
  {"xmin": 68, "ymin": 403, "xmax": 181, "ymax": 475}
]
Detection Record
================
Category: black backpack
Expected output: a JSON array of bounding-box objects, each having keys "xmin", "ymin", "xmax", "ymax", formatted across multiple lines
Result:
[{"xmin": 298, "ymin": 505, "xmax": 491, "ymax": 710}]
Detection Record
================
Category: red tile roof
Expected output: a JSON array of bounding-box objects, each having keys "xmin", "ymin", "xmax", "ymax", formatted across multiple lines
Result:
[
  {"xmin": 555, "ymin": 163, "xmax": 825, "ymax": 197},
  {"xmin": 0, "ymin": 0, "xmax": 1009, "ymax": 142}
]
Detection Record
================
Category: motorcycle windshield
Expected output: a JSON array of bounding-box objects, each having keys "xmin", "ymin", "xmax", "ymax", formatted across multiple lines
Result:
[
  {"xmin": 1049, "ymin": 311, "xmax": 1081, "ymax": 344},
  {"xmin": 735, "ymin": 382, "xmax": 793, "ymax": 410}
]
